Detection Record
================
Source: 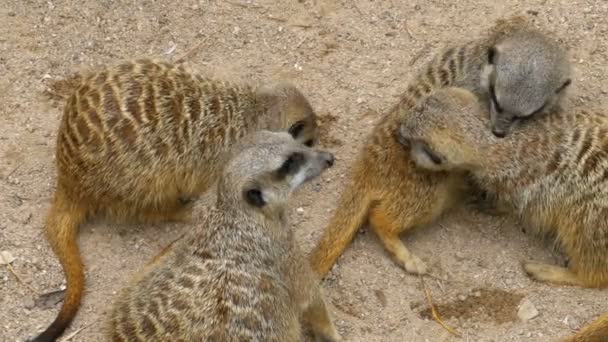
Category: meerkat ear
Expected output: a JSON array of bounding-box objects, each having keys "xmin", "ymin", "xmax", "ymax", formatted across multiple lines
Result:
[
  {"xmin": 288, "ymin": 121, "xmax": 306, "ymax": 139},
  {"xmin": 556, "ymin": 79, "xmax": 572, "ymax": 93},
  {"xmin": 488, "ymin": 47, "xmax": 497, "ymax": 64},
  {"xmin": 244, "ymin": 188, "xmax": 266, "ymax": 207}
]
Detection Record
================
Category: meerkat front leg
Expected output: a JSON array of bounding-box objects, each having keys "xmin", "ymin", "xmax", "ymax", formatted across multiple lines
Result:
[
  {"xmin": 523, "ymin": 262, "xmax": 585, "ymax": 287},
  {"xmin": 301, "ymin": 285, "xmax": 342, "ymax": 342},
  {"xmin": 369, "ymin": 208, "xmax": 427, "ymax": 275}
]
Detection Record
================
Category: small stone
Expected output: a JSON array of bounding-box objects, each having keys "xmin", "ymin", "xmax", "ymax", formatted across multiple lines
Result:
[
  {"xmin": 24, "ymin": 297, "xmax": 36, "ymax": 310},
  {"xmin": 296, "ymin": 207, "xmax": 304, "ymax": 214},
  {"xmin": 458, "ymin": 294, "xmax": 466, "ymax": 301},
  {"xmin": 0, "ymin": 251, "xmax": 16, "ymax": 265},
  {"xmin": 454, "ymin": 251, "xmax": 466, "ymax": 261},
  {"xmin": 518, "ymin": 298, "xmax": 539, "ymax": 321}
]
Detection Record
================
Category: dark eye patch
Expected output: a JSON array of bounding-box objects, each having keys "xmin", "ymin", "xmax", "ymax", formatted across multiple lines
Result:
[
  {"xmin": 556, "ymin": 79, "xmax": 572, "ymax": 94},
  {"xmin": 422, "ymin": 143, "xmax": 443, "ymax": 165},
  {"xmin": 275, "ymin": 152, "xmax": 305, "ymax": 179},
  {"xmin": 244, "ymin": 188, "xmax": 266, "ymax": 207},
  {"xmin": 489, "ymin": 83, "xmax": 503, "ymax": 113},
  {"xmin": 488, "ymin": 47, "xmax": 497, "ymax": 64},
  {"xmin": 304, "ymin": 139, "xmax": 314, "ymax": 147},
  {"xmin": 288, "ymin": 121, "xmax": 305, "ymax": 139}
]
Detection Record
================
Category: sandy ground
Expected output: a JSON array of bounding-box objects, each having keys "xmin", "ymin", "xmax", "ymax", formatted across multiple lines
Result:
[{"xmin": 1, "ymin": 1, "xmax": 608, "ymax": 341}]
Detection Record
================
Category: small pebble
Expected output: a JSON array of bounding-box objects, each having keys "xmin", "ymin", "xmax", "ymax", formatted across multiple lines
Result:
[{"xmin": 518, "ymin": 298, "xmax": 539, "ymax": 321}]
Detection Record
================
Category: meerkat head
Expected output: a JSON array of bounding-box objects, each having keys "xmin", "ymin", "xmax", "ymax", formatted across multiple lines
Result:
[
  {"xmin": 399, "ymin": 87, "xmax": 492, "ymax": 172},
  {"xmin": 480, "ymin": 29, "xmax": 571, "ymax": 138},
  {"xmin": 218, "ymin": 130, "xmax": 334, "ymax": 217},
  {"xmin": 255, "ymin": 82, "xmax": 318, "ymax": 148}
]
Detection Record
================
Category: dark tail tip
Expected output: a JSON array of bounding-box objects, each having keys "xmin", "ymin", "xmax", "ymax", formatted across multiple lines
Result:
[{"xmin": 30, "ymin": 318, "xmax": 70, "ymax": 342}]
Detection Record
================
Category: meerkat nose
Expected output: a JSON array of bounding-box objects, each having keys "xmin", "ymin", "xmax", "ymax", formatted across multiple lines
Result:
[{"xmin": 492, "ymin": 128, "xmax": 506, "ymax": 138}]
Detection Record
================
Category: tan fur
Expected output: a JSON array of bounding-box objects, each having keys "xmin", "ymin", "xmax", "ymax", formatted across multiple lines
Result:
[
  {"xmin": 402, "ymin": 87, "xmax": 608, "ymax": 342},
  {"xmin": 33, "ymin": 59, "xmax": 318, "ymax": 342},
  {"xmin": 107, "ymin": 131, "xmax": 340, "ymax": 342},
  {"xmin": 401, "ymin": 87, "xmax": 608, "ymax": 288},
  {"xmin": 309, "ymin": 15, "xmax": 570, "ymax": 278}
]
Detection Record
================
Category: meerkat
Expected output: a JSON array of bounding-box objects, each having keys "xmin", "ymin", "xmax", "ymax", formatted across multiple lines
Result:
[
  {"xmin": 401, "ymin": 87, "xmax": 608, "ymax": 341},
  {"xmin": 32, "ymin": 59, "xmax": 319, "ymax": 342},
  {"xmin": 107, "ymin": 130, "xmax": 340, "ymax": 342},
  {"xmin": 399, "ymin": 86, "xmax": 608, "ymax": 289},
  {"xmin": 308, "ymin": 15, "xmax": 571, "ymax": 278}
]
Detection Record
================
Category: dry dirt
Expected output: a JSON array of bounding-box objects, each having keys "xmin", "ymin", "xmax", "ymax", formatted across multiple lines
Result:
[{"xmin": 1, "ymin": 1, "xmax": 608, "ymax": 341}]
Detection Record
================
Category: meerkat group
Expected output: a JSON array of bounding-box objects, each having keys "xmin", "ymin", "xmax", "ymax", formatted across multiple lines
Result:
[
  {"xmin": 29, "ymin": 12, "xmax": 606, "ymax": 342},
  {"xmin": 32, "ymin": 59, "xmax": 319, "ymax": 341}
]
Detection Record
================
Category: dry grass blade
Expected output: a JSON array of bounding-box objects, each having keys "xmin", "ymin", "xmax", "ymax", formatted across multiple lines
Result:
[
  {"xmin": 6, "ymin": 263, "xmax": 37, "ymax": 294},
  {"xmin": 419, "ymin": 275, "xmax": 462, "ymax": 337},
  {"xmin": 59, "ymin": 322, "xmax": 92, "ymax": 342},
  {"xmin": 175, "ymin": 38, "xmax": 210, "ymax": 64}
]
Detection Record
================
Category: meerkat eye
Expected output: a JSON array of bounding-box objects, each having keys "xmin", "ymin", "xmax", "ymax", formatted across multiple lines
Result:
[
  {"xmin": 556, "ymin": 79, "xmax": 572, "ymax": 94},
  {"xmin": 488, "ymin": 47, "xmax": 497, "ymax": 64},
  {"xmin": 304, "ymin": 139, "xmax": 314, "ymax": 147},
  {"xmin": 276, "ymin": 152, "xmax": 305, "ymax": 178},
  {"xmin": 489, "ymin": 83, "xmax": 503, "ymax": 113},
  {"xmin": 422, "ymin": 143, "xmax": 443, "ymax": 165},
  {"xmin": 288, "ymin": 121, "xmax": 305, "ymax": 139},
  {"xmin": 244, "ymin": 188, "xmax": 266, "ymax": 207}
]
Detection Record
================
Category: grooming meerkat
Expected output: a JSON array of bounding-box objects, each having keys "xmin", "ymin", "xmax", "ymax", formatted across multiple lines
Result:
[
  {"xmin": 399, "ymin": 87, "xmax": 608, "ymax": 288},
  {"xmin": 401, "ymin": 87, "xmax": 608, "ymax": 341},
  {"xmin": 33, "ymin": 59, "xmax": 319, "ymax": 342},
  {"xmin": 308, "ymin": 15, "xmax": 571, "ymax": 278},
  {"xmin": 108, "ymin": 130, "xmax": 340, "ymax": 342}
]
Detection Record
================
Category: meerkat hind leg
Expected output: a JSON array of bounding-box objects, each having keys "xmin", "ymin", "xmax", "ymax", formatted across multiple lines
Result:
[
  {"xmin": 369, "ymin": 208, "xmax": 427, "ymax": 275},
  {"xmin": 523, "ymin": 262, "xmax": 585, "ymax": 287}
]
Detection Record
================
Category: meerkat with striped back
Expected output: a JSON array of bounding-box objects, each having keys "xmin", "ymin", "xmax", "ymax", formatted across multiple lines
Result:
[
  {"xmin": 32, "ymin": 59, "xmax": 319, "ymax": 342},
  {"xmin": 108, "ymin": 131, "xmax": 340, "ymax": 342},
  {"xmin": 400, "ymin": 86, "xmax": 608, "ymax": 341},
  {"xmin": 308, "ymin": 15, "xmax": 571, "ymax": 279}
]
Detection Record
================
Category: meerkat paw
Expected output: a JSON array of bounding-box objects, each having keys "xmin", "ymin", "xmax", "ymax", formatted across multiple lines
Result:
[
  {"xmin": 403, "ymin": 254, "xmax": 428, "ymax": 275},
  {"xmin": 315, "ymin": 331, "xmax": 342, "ymax": 342},
  {"xmin": 523, "ymin": 261, "xmax": 583, "ymax": 287}
]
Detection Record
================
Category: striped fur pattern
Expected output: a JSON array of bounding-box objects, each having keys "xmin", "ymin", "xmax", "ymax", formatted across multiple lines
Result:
[
  {"xmin": 401, "ymin": 87, "xmax": 608, "ymax": 288},
  {"xmin": 308, "ymin": 15, "xmax": 569, "ymax": 278},
  {"xmin": 108, "ymin": 131, "xmax": 340, "ymax": 342},
  {"xmin": 33, "ymin": 59, "xmax": 318, "ymax": 342}
]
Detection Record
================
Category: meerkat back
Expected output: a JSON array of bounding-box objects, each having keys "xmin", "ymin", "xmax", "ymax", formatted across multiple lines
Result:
[{"xmin": 107, "ymin": 131, "xmax": 339, "ymax": 342}]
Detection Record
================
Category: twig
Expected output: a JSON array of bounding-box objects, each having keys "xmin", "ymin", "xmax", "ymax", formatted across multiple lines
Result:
[
  {"xmin": 267, "ymin": 15, "xmax": 287, "ymax": 23},
  {"xmin": 6, "ymin": 164, "xmax": 21, "ymax": 179},
  {"xmin": 419, "ymin": 275, "xmax": 462, "ymax": 337},
  {"xmin": 226, "ymin": 0, "xmax": 261, "ymax": 9},
  {"xmin": 404, "ymin": 20, "xmax": 416, "ymax": 40},
  {"xmin": 6, "ymin": 263, "xmax": 37, "ymax": 294},
  {"xmin": 59, "ymin": 322, "xmax": 92, "ymax": 342},
  {"xmin": 174, "ymin": 38, "xmax": 209, "ymax": 64}
]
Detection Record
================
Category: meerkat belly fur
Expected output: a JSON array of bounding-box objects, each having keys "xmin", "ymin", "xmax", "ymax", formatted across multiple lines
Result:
[
  {"xmin": 107, "ymin": 131, "xmax": 340, "ymax": 342},
  {"xmin": 309, "ymin": 15, "xmax": 571, "ymax": 278},
  {"xmin": 34, "ymin": 59, "xmax": 319, "ymax": 342}
]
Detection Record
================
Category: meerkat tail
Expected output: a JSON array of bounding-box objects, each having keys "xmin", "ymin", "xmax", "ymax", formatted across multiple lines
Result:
[
  {"xmin": 562, "ymin": 313, "xmax": 608, "ymax": 342},
  {"xmin": 32, "ymin": 192, "xmax": 87, "ymax": 342},
  {"xmin": 309, "ymin": 181, "xmax": 373, "ymax": 279}
]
